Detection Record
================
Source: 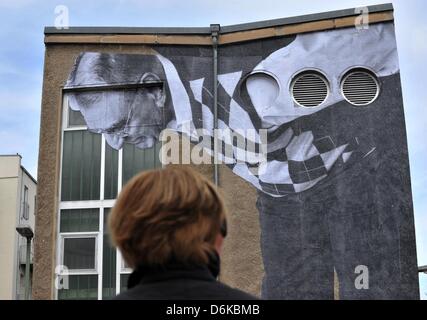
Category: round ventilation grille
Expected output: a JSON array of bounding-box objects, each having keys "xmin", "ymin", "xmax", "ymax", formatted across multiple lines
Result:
[
  {"xmin": 291, "ymin": 71, "xmax": 329, "ymax": 107},
  {"xmin": 341, "ymin": 69, "xmax": 380, "ymax": 106}
]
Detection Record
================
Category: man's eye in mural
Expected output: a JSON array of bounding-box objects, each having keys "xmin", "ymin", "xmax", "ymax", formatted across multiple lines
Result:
[{"xmin": 102, "ymin": 117, "xmax": 128, "ymax": 135}]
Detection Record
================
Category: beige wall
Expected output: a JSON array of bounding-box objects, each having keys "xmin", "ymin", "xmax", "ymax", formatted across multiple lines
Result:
[
  {"xmin": 15, "ymin": 169, "xmax": 37, "ymax": 300},
  {"xmin": 0, "ymin": 156, "xmax": 21, "ymax": 299},
  {"xmin": 0, "ymin": 155, "xmax": 20, "ymax": 177},
  {"xmin": 0, "ymin": 155, "xmax": 37, "ymax": 300}
]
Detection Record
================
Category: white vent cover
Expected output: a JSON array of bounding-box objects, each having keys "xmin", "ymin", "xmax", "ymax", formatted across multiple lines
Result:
[
  {"xmin": 291, "ymin": 71, "xmax": 329, "ymax": 107},
  {"xmin": 341, "ymin": 69, "xmax": 380, "ymax": 106}
]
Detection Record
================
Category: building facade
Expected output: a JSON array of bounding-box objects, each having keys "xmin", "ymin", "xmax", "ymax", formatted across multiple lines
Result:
[
  {"xmin": 34, "ymin": 3, "xmax": 419, "ymax": 299},
  {"xmin": 0, "ymin": 154, "xmax": 37, "ymax": 300}
]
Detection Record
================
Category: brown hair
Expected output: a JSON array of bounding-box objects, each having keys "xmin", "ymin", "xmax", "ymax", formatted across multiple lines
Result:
[{"xmin": 109, "ymin": 166, "xmax": 226, "ymax": 268}]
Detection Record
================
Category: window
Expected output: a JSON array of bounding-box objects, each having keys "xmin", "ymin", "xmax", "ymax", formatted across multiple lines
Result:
[
  {"xmin": 104, "ymin": 144, "xmax": 118, "ymax": 200},
  {"xmin": 58, "ymin": 275, "xmax": 98, "ymax": 300},
  {"xmin": 122, "ymin": 141, "xmax": 162, "ymax": 185},
  {"xmin": 122, "ymin": 259, "xmax": 131, "ymax": 271},
  {"xmin": 120, "ymin": 274, "xmax": 130, "ymax": 293},
  {"xmin": 58, "ymin": 208, "xmax": 99, "ymax": 300},
  {"xmin": 62, "ymin": 237, "xmax": 97, "ymax": 271},
  {"xmin": 22, "ymin": 186, "xmax": 29, "ymax": 220},
  {"xmin": 102, "ymin": 209, "xmax": 116, "ymax": 299},
  {"xmin": 58, "ymin": 209, "xmax": 99, "ymax": 299},
  {"xmin": 118, "ymin": 245, "xmax": 132, "ymax": 295},
  {"xmin": 68, "ymin": 107, "xmax": 86, "ymax": 127},
  {"xmin": 58, "ymin": 94, "xmax": 160, "ymax": 299},
  {"xmin": 61, "ymin": 130, "xmax": 102, "ymax": 201},
  {"xmin": 60, "ymin": 209, "xmax": 99, "ymax": 233}
]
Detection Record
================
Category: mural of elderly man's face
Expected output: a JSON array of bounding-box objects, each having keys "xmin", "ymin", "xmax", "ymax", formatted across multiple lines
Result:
[{"xmin": 66, "ymin": 53, "xmax": 168, "ymax": 150}]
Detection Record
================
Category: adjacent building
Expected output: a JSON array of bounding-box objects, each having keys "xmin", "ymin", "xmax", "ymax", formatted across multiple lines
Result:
[{"xmin": 0, "ymin": 154, "xmax": 37, "ymax": 300}]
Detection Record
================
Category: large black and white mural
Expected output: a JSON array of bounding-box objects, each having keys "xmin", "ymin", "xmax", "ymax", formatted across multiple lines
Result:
[{"xmin": 64, "ymin": 22, "xmax": 419, "ymax": 299}]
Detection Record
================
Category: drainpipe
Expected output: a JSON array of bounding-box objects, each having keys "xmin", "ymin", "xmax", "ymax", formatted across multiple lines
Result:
[
  {"xmin": 211, "ymin": 24, "xmax": 220, "ymax": 186},
  {"xmin": 24, "ymin": 236, "xmax": 32, "ymax": 300}
]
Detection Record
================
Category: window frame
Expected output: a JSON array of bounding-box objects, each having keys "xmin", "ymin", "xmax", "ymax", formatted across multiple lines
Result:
[
  {"xmin": 60, "ymin": 233, "xmax": 99, "ymax": 274},
  {"xmin": 22, "ymin": 185, "xmax": 29, "ymax": 220},
  {"xmin": 65, "ymin": 98, "xmax": 88, "ymax": 131},
  {"xmin": 57, "ymin": 93, "xmax": 162, "ymax": 299},
  {"xmin": 57, "ymin": 274, "xmax": 99, "ymax": 300}
]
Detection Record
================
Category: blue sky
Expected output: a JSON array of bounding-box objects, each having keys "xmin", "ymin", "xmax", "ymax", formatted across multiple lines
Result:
[{"xmin": 0, "ymin": 0, "xmax": 426, "ymax": 298}]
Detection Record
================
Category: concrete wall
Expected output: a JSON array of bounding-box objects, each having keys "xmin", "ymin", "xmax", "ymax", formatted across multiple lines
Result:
[
  {"xmin": 0, "ymin": 156, "xmax": 20, "ymax": 299},
  {"xmin": 0, "ymin": 155, "xmax": 37, "ymax": 300},
  {"xmin": 15, "ymin": 168, "xmax": 37, "ymax": 300}
]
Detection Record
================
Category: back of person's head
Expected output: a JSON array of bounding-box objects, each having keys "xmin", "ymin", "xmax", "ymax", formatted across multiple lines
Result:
[{"xmin": 109, "ymin": 166, "xmax": 227, "ymax": 269}]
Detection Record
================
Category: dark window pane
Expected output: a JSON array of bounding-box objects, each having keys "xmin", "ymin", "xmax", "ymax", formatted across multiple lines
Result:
[
  {"xmin": 122, "ymin": 141, "xmax": 162, "ymax": 185},
  {"xmin": 104, "ymin": 144, "xmax": 118, "ymax": 199},
  {"xmin": 63, "ymin": 238, "xmax": 96, "ymax": 270},
  {"xmin": 68, "ymin": 107, "xmax": 86, "ymax": 127},
  {"xmin": 58, "ymin": 275, "xmax": 97, "ymax": 300},
  {"xmin": 22, "ymin": 186, "xmax": 29, "ymax": 220},
  {"xmin": 120, "ymin": 274, "xmax": 130, "ymax": 293},
  {"xmin": 61, "ymin": 131, "xmax": 101, "ymax": 201},
  {"xmin": 102, "ymin": 209, "xmax": 116, "ymax": 299},
  {"xmin": 60, "ymin": 209, "xmax": 99, "ymax": 233}
]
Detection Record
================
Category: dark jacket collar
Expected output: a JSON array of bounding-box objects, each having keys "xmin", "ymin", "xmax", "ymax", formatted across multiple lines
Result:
[{"xmin": 127, "ymin": 252, "xmax": 221, "ymax": 289}]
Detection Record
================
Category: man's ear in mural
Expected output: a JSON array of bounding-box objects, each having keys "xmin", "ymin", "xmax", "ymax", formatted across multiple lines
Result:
[
  {"xmin": 139, "ymin": 72, "xmax": 166, "ymax": 109},
  {"xmin": 106, "ymin": 72, "xmax": 167, "ymax": 150}
]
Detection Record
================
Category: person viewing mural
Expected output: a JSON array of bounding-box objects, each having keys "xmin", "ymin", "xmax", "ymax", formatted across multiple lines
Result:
[{"xmin": 108, "ymin": 166, "xmax": 257, "ymax": 300}]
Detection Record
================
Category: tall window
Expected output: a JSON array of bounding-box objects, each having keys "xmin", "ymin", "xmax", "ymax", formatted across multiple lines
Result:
[
  {"xmin": 57, "ymin": 96, "xmax": 162, "ymax": 300},
  {"xmin": 22, "ymin": 185, "xmax": 29, "ymax": 220}
]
